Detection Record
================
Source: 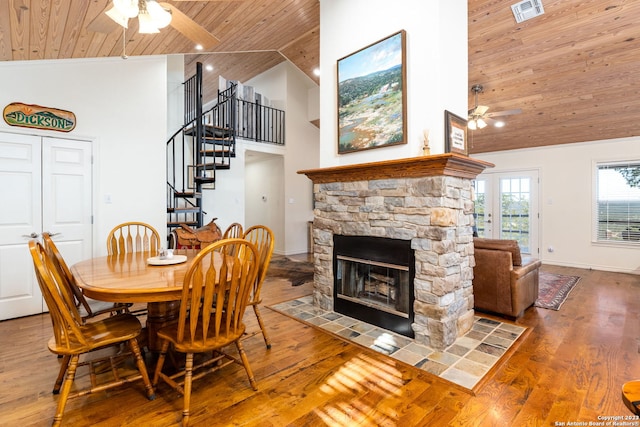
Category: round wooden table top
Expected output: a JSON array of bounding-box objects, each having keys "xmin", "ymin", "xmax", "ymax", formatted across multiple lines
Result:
[{"xmin": 71, "ymin": 249, "xmax": 202, "ymax": 303}]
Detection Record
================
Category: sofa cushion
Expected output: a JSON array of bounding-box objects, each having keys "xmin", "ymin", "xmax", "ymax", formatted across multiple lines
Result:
[{"xmin": 473, "ymin": 237, "xmax": 522, "ymax": 266}]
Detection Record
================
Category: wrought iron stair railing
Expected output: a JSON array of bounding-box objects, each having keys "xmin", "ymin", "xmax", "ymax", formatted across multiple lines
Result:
[{"xmin": 166, "ymin": 62, "xmax": 286, "ymax": 237}]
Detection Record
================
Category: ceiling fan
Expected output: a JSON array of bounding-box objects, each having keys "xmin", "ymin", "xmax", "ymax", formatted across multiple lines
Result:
[
  {"xmin": 87, "ymin": 0, "xmax": 239, "ymax": 51},
  {"xmin": 468, "ymin": 84, "xmax": 522, "ymax": 130}
]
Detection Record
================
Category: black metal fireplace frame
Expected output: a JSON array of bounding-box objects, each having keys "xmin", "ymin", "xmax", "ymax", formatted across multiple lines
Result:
[{"xmin": 333, "ymin": 235, "xmax": 415, "ymax": 338}]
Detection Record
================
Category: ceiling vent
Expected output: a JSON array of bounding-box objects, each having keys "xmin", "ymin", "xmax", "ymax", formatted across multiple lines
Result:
[{"xmin": 511, "ymin": 0, "xmax": 545, "ymax": 23}]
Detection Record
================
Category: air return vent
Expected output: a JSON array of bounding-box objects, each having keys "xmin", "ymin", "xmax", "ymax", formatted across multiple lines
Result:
[{"xmin": 511, "ymin": 0, "xmax": 545, "ymax": 23}]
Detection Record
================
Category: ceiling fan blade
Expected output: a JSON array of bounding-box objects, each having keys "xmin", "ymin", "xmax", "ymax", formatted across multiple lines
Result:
[
  {"xmin": 486, "ymin": 108, "xmax": 522, "ymax": 118},
  {"xmin": 470, "ymin": 105, "xmax": 490, "ymax": 116},
  {"xmin": 160, "ymin": 3, "xmax": 220, "ymax": 50},
  {"xmin": 87, "ymin": 6, "xmax": 120, "ymax": 33}
]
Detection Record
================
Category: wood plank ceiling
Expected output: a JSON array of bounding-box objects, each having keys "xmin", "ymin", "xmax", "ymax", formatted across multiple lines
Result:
[
  {"xmin": 468, "ymin": 0, "xmax": 640, "ymax": 153},
  {"xmin": 1, "ymin": 0, "xmax": 639, "ymax": 154}
]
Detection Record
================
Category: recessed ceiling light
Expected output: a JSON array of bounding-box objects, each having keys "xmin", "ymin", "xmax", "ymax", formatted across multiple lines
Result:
[
  {"xmin": 205, "ymin": 64, "xmax": 214, "ymax": 72},
  {"xmin": 195, "ymin": 44, "xmax": 203, "ymax": 51},
  {"xmin": 313, "ymin": 68, "xmax": 320, "ymax": 77}
]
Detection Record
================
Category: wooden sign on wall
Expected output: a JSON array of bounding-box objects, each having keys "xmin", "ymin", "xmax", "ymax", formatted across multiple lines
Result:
[{"xmin": 3, "ymin": 102, "xmax": 76, "ymax": 132}]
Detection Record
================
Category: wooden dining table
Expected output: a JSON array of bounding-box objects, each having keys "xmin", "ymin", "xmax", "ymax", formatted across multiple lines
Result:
[{"xmin": 71, "ymin": 248, "xmax": 207, "ymax": 351}]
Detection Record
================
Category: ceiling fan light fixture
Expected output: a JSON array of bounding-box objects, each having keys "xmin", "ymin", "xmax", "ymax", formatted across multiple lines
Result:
[
  {"xmin": 146, "ymin": 1, "xmax": 172, "ymax": 29},
  {"xmin": 112, "ymin": 0, "xmax": 139, "ymax": 19},
  {"xmin": 468, "ymin": 119, "xmax": 477, "ymax": 130},
  {"xmin": 477, "ymin": 118, "xmax": 487, "ymax": 129},
  {"xmin": 138, "ymin": 11, "xmax": 160, "ymax": 33},
  {"xmin": 105, "ymin": 6, "xmax": 130, "ymax": 28}
]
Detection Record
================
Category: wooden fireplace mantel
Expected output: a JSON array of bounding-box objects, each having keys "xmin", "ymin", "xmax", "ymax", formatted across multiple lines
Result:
[{"xmin": 298, "ymin": 153, "xmax": 494, "ymax": 184}]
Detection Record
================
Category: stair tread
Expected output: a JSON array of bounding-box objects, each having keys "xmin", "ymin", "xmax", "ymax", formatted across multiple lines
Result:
[
  {"xmin": 195, "ymin": 163, "xmax": 230, "ymax": 168},
  {"xmin": 167, "ymin": 222, "xmax": 198, "ymax": 228},
  {"xmin": 173, "ymin": 192, "xmax": 202, "ymax": 198},
  {"xmin": 184, "ymin": 124, "xmax": 232, "ymax": 138},
  {"xmin": 200, "ymin": 150, "xmax": 235, "ymax": 158},
  {"xmin": 194, "ymin": 176, "xmax": 217, "ymax": 183},
  {"xmin": 168, "ymin": 207, "xmax": 201, "ymax": 213}
]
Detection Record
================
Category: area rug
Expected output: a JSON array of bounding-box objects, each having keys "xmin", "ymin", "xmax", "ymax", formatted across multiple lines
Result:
[
  {"xmin": 266, "ymin": 256, "xmax": 314, "ymax": 286},
  {"xmin": 269, "ymin": 296, "xmax": 529, "ymax": 392},
  {"xmin": 535, "ymin": 272, "xmax": 581, "ymax": 310}
]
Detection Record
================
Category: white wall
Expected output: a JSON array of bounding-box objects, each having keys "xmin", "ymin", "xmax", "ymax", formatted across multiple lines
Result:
[
  {"xmin": 245, "ymin": 153, "xmax": 285, "ymax": 250},
  {"xmin": 475, "ymin": 137, "xmax": 640, "ymax": 274},
  {"xmin": 319, "ymin": 0, "xmax": 468, "ymax": 167},
  {"xmin": 0, "ymin": 56, "xmax": 168, "ymax": 255}
]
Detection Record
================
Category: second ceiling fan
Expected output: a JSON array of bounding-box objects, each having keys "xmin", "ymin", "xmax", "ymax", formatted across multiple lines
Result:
[{"xmin": 468, "ymin": 84, "xmax": 522, "ymax": 130}]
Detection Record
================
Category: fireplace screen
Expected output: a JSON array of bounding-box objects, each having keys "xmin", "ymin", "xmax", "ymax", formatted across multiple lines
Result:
[
  {"xmin": 333, "ymin": 235, "xmax": 414, "ymax": 338},
  {"xmin": 336, "ymin": 255, "xmax": 410, "ymax": 317}
]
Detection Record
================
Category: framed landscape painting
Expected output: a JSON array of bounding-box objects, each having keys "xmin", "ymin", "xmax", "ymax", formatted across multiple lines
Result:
[{"xmin": 337, "ymin": 30, "xmax": 407, "ymax": 154}]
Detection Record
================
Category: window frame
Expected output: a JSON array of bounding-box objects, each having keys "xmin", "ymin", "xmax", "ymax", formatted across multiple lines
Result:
[{"xmin": 593, "ymin": 159, "xmax": 640, "ymax": 246}]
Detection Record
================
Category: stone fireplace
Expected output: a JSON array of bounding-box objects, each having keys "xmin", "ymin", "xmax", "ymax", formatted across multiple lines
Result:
[{"xmin": 299, "ymin": 154, "xmax": 493, "ymax": 350}]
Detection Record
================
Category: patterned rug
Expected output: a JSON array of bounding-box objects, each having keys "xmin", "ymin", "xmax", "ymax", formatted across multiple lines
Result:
[
  {"xmin": 535, "ymin": 272, "xmax": 581, "ymax": 310},
  {"xmin": 266, "ymin": 256, "xmax": 314, "ymax": 286}
]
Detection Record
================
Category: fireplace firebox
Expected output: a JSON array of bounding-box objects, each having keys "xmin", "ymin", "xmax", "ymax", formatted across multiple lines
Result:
[{"xmin": 333, "ymin": 235, "xmax": 415, "ymax": 338}]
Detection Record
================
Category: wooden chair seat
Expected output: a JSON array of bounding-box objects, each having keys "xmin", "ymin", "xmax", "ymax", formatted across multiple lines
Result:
[
  {"xmin": 153, "ymin": 238, "xmax": 259, "ymax": 426},
  {"xmin": 47, "ymin": 313, "xmax": 142, "ymax": 354},
  {"xmin": 29, "ymin": 240, "xmax": 155, "ymax": 427},
  {"xmin": 623, "ymin": 379, "xmax": 640, "ymax": 415}
]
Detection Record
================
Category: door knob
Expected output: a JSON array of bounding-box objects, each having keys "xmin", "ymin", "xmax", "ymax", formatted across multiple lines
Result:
[{"xmin": 22, "ymin": 232, "xmax": 39, "ymax": 239}]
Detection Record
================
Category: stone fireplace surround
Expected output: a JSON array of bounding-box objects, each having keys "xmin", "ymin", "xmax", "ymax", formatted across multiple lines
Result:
[{"xmin": 299, "ymin": 154, "xmax": 493, "ymax": 350}]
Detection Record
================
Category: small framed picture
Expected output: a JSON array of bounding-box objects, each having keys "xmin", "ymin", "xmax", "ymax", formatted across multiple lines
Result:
[{"xmin": 444, "ymin": 110, "xmax": 468, "ymax": 155}]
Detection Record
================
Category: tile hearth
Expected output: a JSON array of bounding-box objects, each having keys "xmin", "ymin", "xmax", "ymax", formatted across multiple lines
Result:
[{"xmin": 270, "ymin": 295, "xmax": 527, "ymax": 391}]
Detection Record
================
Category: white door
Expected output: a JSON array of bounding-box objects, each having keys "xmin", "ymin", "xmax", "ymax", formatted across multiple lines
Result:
[
  {"xmin": 474, "ymin": 170, "xmax": 539, "ymax": 256},
  {"xmin": 0, "ymin": 133, "xmax": 92, "ymax": 320}
]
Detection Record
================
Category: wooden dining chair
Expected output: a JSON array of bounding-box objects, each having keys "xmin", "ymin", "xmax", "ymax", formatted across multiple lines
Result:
[
  {"xmin": 107, "ymin": 221, "xmax": 161, "ymax": 255},
  {"xmin": 223, "ymin": 222, "xmax": 244, "ymax": 239},
  {"xmin": 152, "ymin": 238, "xmax": 259, "ymax": 426},
  {"xmin": 42, "ymin": 232, "xmax": 130, "ymax": 322},
  {"xmin": 242, "ymin": 225, "xmax": 275, "ymax": 349},
  {"xmin": 28, "ymin": 240, "xmax": 155, "ymax": 427}
]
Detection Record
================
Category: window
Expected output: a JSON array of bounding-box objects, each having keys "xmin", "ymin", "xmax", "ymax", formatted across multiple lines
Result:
[{"xmin": 595, "ymin": 161, "xmax": 640, "ymax": 244}]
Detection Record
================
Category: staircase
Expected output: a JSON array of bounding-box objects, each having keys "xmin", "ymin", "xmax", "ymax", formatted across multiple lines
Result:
[
  {"xmin": 166, "ymin": 62, "xmax": 286, "ymax": 238},
  {"xmin": 166, "ymin": 62, "xmax": 235, "ymax": 233}
]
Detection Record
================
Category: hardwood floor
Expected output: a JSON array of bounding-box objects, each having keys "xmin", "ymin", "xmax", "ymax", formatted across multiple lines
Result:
[{"xmin": 1, "ymin": 262, "xmax": 639, "ymax": 426}]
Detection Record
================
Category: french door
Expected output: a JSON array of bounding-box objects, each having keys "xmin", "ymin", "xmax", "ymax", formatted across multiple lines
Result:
[
  {"xmin": 473, "ymin": 170, "xmax": 539, "ymax": 256},
  {"xmin": 0, "ymin": 132, "xmax": 93, "ymax": 320}
]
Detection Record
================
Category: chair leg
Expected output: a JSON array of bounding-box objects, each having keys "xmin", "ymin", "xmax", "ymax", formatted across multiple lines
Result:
[
  {"xmin": 128, "ymin": 338, "xmax": 155, "ymax": 400},
  {"xmin": 182, "ymin": 353, "xmax": 194, "ymax": 427},
  {"xmin": 235, "ymin": 340, "xmax": 257, "ymax": 391},
  {"xmin": 52, "ymin": 355, "xmax": 71, "ymax": 394},
  {"xmin": 253, "ymin": 305, "xmax": 271, "ymax": 349},
  {"xmin": 152, "ymin": 340, "xmax": 170, "ymax": 386},
  {"xmin": 52, "ymin": 355, "xmax": 79, "ymax": 427}
]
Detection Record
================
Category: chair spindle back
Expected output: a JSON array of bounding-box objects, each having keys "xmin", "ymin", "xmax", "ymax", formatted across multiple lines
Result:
[
  {"xmin": 107, "ymin": 222, "xmax": 161, "ymax": 255},
  {"xmin": 176, "ymin": 238, "xmax": 259, "ymax": 345}
]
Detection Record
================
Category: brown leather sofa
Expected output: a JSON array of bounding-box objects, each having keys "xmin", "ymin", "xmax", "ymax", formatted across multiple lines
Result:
[{"xmin": 472, "ymin": 237, "xmax": 542, "ymax": 319}]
